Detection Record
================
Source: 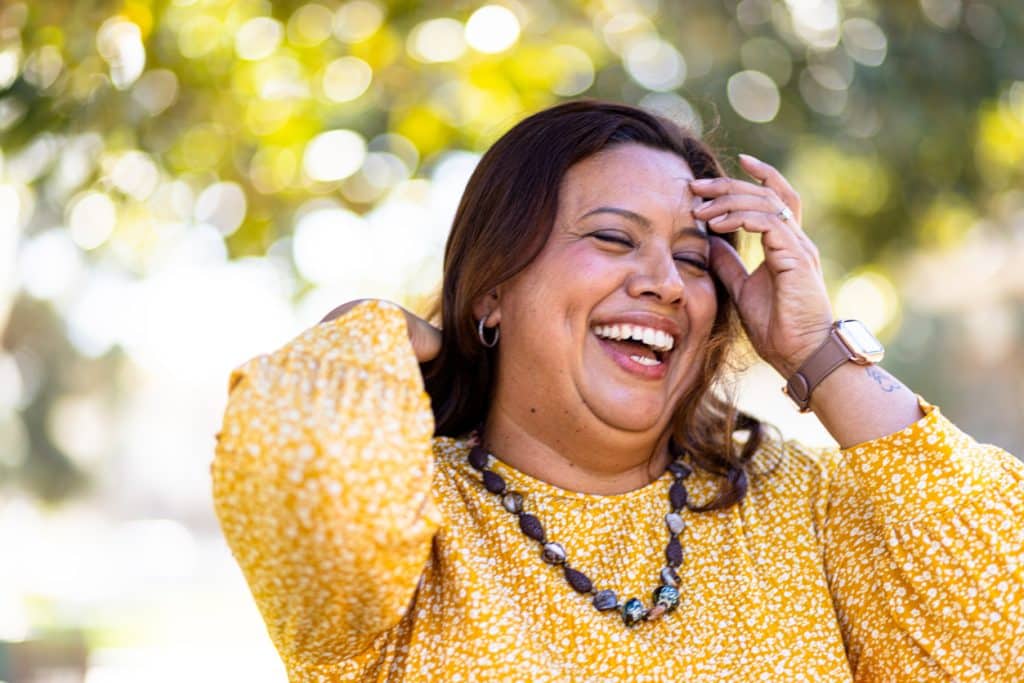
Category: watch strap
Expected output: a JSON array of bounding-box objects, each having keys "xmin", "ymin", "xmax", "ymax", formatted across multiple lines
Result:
[{"xmin": 783, "ymin": 328, "xmax": 855, "ymax": 412}]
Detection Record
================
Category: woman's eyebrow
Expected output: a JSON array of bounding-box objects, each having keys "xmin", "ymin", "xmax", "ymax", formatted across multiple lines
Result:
[
  {"xmin": 579, "ymin": 205, "xmax": 651, "ymax": 226},
  {"xmin": 578, "ymin": 206, "xmax": 708, "ymax": 240}
]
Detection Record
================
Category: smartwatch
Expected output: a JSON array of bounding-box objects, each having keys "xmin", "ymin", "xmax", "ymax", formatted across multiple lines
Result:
[{"xmin": 783, "ymin": 319, "xmax": 885, "ymax": 412}]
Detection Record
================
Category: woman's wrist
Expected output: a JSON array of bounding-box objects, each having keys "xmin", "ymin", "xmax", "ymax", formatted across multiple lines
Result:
[{"xmin": 807, "ymin": 361, "xmax": 924, "ymax": 449}]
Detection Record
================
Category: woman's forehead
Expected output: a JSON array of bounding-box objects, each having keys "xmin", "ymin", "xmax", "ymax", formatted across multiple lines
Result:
[{"xmin": 561, "ymin": 145, "xmax": 698, "ymax": 211}]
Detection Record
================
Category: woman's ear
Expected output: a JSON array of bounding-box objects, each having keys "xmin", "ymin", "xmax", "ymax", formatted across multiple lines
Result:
[{"xmin": 472, "ymin": 289, "xmax": 500, "ymax": 326}]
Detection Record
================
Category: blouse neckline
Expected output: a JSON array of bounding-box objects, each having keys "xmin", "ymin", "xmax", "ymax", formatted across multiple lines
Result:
[{"xmin": 441, "ymin": 434, "xmax": 676, "ymax": 507}]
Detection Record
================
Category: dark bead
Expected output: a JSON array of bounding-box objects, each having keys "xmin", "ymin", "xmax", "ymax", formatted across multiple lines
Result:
[
  {"xmin": 665, "ymin": 512, "xmax": 685, "ymax": 535},
  {"xmin": 592, "ymin": 589, "xmax": 618, "ymax": 611},
  {"xmin": 668, "ymin": 460, "xmax": 692, "ymax": 479},
  {"xmin": 621, "ymin": 598, "xmax": 646, "ymax": 626},
  {"xmin": 541, "ymin": 542, "xmax": 567, "ymax": 565},
  {"xmin": 482, "ymin": 470, "xmax": 506, "ymax": 494},
  {"xmin": 468, "ymin": 445, "xmax": 489, "ymax": 470},
  {"xmin": 519, "ymin": 514, "xmax": 546, "ymax": 542},
  {"xmin": 501, "ymin": 491, "xmax": 523, "ymax": 514},
  {"xmin": 564, "ymin": 566, "xmax": 593, "ymax": 594},
  {"xmin": 666, "ymin": 534, "xmax": 683, "ymax": 567},
  {"xmin": 660, "ymin": 566, "xmax": 680, "ymax": 587},
  {"xmin": 669, "ymin": 480, "xmax": 688, "ymax": 510},
  {"xmin": 652, "ymin": 585, "xmax": 680, "ymax": 613}
]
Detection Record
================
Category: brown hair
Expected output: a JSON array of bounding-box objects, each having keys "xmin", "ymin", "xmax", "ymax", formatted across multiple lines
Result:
[{"xmin": 421, "ymin": 100, "xmax": 764, "ymax": 511}]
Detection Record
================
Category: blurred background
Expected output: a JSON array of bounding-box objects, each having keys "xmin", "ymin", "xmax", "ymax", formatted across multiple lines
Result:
[{"xmin": 1, "ymin": 0, "xmax": 1022, "ymax": 680}]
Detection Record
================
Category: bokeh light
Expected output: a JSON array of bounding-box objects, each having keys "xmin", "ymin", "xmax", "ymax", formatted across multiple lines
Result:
[
  {"xmin": 321, "ymin": 56, "xmax": 373, "ymax": 102},
  {"xmin": 195, "ymin": 182, "xmax": 248, "ymax": 236},
  {"xmin": 549, "ymin": 45, "xmax": 595, "ymax": 96},
  {"xmin": 465, "ymin": 5, "xmax": 521, "ymax": 54},
  {"xmin": 19, "ymin": 229, "xmax": 85, "ymax": 300},
  {"xmin": 407, "ymin": 18, "xmax": 467, "ymax": 63},
  {"xmin": 786, "ymin": 0, "xmax": 841, "ymax": 49},
  {"xmin": 68, "ymin": 191, "xmax": 117, "ymax": 251},
  {"xmin": 287, "ymin": 4, "xmax": 335, "ymax": 47},
  {"xmin": 97, "ymin": 17, "xmax": 146, "ymax": 89},
  {"xmin": 109, "ymin": 151, "xmax": 161, "ymax": 201},
  {"xmin": 132, "ymin": 68, "xmax": 180, "ymax": 115},
  {"xmin": 292, "ymin": 206, "xmax": 368, "ymax": 286},
  {"xmin": 623, "ymin": 37, "xmax": 686, "ymax": 92},
  {"xmin": 841, "ymin": 18, "xmax": 888, "ymax": 67},
  {"xmin": 302, "ymin": 129, "xmax": 367, "ymax": 182},
  {"xmin": 727, "ymin": 70, "xmax": 780, "ymax": 123},
  {"xmin": 235, "ymin": 17, "xmax": 283, "ymax": 61},
  {"xmin": 333, "ymin": 0, "xmax": 385, "ymax": 43},
  {"xmin": 0, "ymin": 44, "xmax": 21, "ymax": 89},
  {"xmin": 835, "ymin": 270, "xmax": 900, "ymax": 336},
  {"xmin": 920, "ymin": 0, "xmax": 962, "ymax": 30}
]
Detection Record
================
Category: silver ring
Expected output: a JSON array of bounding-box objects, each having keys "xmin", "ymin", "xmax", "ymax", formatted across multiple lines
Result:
[{"xmin": 777, "ymin": 206, "xmax": 794, "ymax": 223}]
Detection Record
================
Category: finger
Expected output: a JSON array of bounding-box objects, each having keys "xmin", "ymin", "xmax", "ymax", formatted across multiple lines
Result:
[
  {"xmin": 706, "ymin": 210, "xmax": 774, "ymax": 234},
  {"xmin": 708, "ymin": 236, "xmax": 748, "ymax": 303},
  {"xmin": 698, "ymin": 191, "xmax": 817, "ymax": 259},
  {"xmin": 693, "ymin": 194, "xmax": 789, "ymax": 222},
  {"xmin": 707, "ymin": 211, "xmax": 810, "ymax": 269},
  {"xmin": 689, "ymin": 176, "xmax": 774, "ymax": 200},
  {"xmin": 408, "ymin": 314, "xmax": 442, "ymax": 362},
  {"xmin": 737, "ymin": 154, "xmax": 801, "ymax": 221}
]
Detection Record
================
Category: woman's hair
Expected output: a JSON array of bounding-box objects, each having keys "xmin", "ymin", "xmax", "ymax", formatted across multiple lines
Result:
[{"xmin": 422, "ymin": 99, "xmax": 764, "ymax": 511}]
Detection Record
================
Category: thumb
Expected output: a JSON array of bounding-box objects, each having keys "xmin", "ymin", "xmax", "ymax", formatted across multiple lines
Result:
[
  {"xmin": 709, "ymin": 236, "xmax": 748, "ymax": 303},
  {"xmin": 405, "ymin": 312, "xmax": 442, "ymax": 363}
]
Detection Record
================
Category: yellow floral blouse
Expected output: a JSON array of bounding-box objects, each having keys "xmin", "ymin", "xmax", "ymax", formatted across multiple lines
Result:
[{"xmin": 212, "ymin": 300, "xmax": 1024, "ymax": 682}]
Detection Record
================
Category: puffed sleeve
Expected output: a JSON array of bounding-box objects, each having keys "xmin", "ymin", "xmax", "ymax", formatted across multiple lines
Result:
[
  {"xmin": 820, "ymin": 397, "xmax": 1024, "ymax": 681},
  {"xmin": 211, "ymin": 299, "xmax": 441, "ymax": 668}
]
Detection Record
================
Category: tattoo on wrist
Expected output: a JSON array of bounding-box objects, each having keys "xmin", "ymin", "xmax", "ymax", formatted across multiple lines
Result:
[{"xmin": 866, "ymin": 365, "xmax": 902, "ymax": 393}]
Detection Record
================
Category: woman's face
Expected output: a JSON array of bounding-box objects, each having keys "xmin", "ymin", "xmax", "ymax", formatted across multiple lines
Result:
[{"xmin": 483, "ymin": 143, "xmax": 718, "ymax": 440}]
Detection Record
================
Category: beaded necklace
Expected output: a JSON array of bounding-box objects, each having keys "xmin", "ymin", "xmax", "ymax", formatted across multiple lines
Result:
[{"xmin": 467, "ymin": 431, "xmax": 693, "ymax": 627}]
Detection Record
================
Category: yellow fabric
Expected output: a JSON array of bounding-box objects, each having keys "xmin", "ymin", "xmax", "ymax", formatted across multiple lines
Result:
[{"xmin": 212, "ymin": 300, "xmax": 1024, "ymax": 682}]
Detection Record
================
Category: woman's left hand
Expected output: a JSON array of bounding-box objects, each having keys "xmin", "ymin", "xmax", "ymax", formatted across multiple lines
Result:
[{"xmin": 690, "ymin": 154, "xmax": 834, "ymax": 378}]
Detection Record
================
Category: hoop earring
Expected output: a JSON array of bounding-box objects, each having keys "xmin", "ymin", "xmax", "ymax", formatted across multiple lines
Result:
[{"xmin": 477, "ymin": 316, "xmax": 499, "ymax": 348}]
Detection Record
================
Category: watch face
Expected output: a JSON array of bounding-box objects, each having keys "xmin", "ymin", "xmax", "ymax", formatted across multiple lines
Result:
[{"xmin": 836, "ymin": 319, "xmax": 885, "ymax": 362}]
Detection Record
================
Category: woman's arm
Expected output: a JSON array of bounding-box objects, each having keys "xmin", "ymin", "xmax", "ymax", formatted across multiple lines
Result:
[
  {"xmin": 211, "ymin": 300, "xmax": 441, "ymax": 669},
  {"xmin": 694, "ymin": 154, "xmax": 1023, "ymax": 677},
  {"xmin": 692, "ymin": 154, "xmax": 922, "ymax": 447},
  {"xmin": 821, "ymin": 400, "xmax": 1024, "ymax": 681},
  {"xmin": 808, "ymin": 360, "xmax": 924, "ymax": 448}
]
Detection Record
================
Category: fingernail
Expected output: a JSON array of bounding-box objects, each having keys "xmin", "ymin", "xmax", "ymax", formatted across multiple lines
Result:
[
  {"xmin": 690, "ymin": 178, "xmax": 714, "ymax": 186},
  {"xmin": 709, "ymin": 214, "xmax": 727, "ymax": 225},
  {"xmin": 739, "ymin": 153, "xmax": 761, "ymax": 163}
]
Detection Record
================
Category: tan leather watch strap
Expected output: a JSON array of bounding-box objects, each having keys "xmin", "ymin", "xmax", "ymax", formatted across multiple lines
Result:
[{"xmin": 783, "ymin": 328, "xmax": 855, "ymax": 412}]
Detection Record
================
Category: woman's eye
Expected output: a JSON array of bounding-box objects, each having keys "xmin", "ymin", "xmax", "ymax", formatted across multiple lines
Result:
[
  {"xmin": 593, "ymin": 233, "xmax": 632, "ymax": 247},
  {"xmin": 675, "ymin": 255, "xmax": 710, "ymax": 272}
]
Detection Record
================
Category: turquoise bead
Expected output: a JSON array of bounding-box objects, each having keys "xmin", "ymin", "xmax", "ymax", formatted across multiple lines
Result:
[
  {"xmin": 621, "ymin": 598, "xmax": 646, "ymax": 626},
  {"xmin": 652, "ymin": 585, "xmax": 680, "ymax": 613}
]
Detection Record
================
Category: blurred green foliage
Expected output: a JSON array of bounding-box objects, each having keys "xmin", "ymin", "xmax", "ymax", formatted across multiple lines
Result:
[{"xmin": 2, "ymin": 0, "xmax": 1023, "ymax": 501}]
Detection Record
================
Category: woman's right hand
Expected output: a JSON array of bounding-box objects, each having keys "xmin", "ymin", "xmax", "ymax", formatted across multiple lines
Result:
[{"xmin": 321, "ymin": 299, "xmax": 442, "ymax": 364}]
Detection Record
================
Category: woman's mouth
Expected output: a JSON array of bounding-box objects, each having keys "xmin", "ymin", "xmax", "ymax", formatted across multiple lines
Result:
[{"xmin": 589, "ymin": 325, "xmax": 675, "ymax": 378}]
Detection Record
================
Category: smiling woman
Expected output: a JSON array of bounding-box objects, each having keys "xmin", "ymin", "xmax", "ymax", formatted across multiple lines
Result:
[{"xmin": 211, "ymin": 101, "xmax": 1024, "ymax": 681}]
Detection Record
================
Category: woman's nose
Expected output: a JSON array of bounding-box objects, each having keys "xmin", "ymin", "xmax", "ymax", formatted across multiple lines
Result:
[{"xmin": 625, "ymin": 250, "xmax": 686, "ymax": 304}]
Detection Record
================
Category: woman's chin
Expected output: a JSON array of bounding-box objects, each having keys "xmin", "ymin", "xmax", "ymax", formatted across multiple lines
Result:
[{"xmin": 586, "ymin": 392, "xmax": 671, "ymax": 432}]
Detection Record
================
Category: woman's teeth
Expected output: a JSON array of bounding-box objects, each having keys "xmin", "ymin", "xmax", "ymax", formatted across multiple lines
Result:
[
  {"xmin": 591, "ymin": 323, "xmax": 675, "ymax": 353},
  {"xmin": 629, "ymin": 354, "xmax": 662, "ymax": 366}
]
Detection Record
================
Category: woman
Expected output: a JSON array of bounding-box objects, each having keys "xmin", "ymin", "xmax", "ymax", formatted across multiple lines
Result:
[{"xmin": 212, "ymin": 101, "xmax": 1024, "ymax": 681}]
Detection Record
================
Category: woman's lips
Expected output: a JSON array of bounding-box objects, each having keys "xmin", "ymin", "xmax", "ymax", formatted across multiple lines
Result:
[{"xmin": 594, "ymin": 334, "xmax": 669, "ymax": 380}]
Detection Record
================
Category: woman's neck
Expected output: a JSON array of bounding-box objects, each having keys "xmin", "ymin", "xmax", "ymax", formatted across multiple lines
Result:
[{"xmin": 480, "ymin": 405, "xmax": 674, "ymax": 496}]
